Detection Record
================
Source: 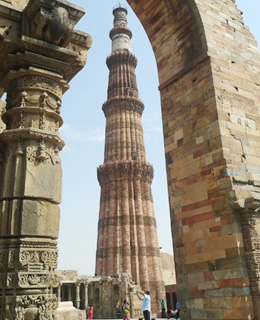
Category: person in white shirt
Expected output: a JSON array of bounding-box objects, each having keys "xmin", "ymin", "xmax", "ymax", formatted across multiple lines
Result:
[{"xmin": 137, "ymin": 291, "xmax": 151, "ymax": 320}]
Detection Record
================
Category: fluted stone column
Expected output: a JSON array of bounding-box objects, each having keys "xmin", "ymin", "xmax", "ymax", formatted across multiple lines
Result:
[
  {"xmin": 0, "ymin": 1, "xmax": 92, "ymax": 319},
  {"xmin": 96, "ymin": 6, "xmax": 164, "ymax": 312}
]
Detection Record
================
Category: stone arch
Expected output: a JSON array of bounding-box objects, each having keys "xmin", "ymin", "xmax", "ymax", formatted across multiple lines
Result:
[
  {"xmin": 127, "ymin": 0, "xmax": 260, "ymax": 319},
  {"xmin": 0, "ymin": 0, "xmax": 260, "ymax": 319}
]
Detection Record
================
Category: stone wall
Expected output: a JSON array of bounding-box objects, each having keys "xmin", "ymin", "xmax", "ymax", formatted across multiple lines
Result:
[{"xmin": 127, "ymin": 0, "xmax": 260, "ymax": 319}]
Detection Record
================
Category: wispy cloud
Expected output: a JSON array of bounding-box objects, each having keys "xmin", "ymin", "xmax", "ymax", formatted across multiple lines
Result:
[
  {"xmin": 60, "ymin": 124, "xmax": 105, "ymax": 143},
  {"xmin": 146, "ymin": 125, "xmax": 162, "ymax": 133},
  {"xmin": 143, "ymin": 114, "xmax": 163, "ymax": 140}
]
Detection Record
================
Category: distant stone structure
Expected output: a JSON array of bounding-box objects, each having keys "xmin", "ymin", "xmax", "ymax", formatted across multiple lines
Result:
[
  {"xmin": 55, "ymin": 271, "xmax": 143, "ymax": 319},
  {"xmin": 55, "ymin": 249, "xmax": 176, "ymax": 319},
  {"xmin": 95, "ymin": 6, "xmax": 165, "ymax": 313}
]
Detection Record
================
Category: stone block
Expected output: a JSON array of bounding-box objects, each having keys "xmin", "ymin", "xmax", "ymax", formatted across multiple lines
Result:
[
  {"xmin": 223, "ymin": 306, "xmax": 254, "ymax": 319},
  {"xmin": 191, "ymin": 308, "xmax": 223, "ymax": 319},
  {"xmin": 56, "ymin": 302, "xmax": 84, "ymax": 320},
  {"xmin": 20, "ymin": 199, "xmax": 60, "ymax": 238},
  {"xmin": 215, "ymin": 256, "xmax": 247, "ymax": 271},
  {"xmin": 213, "ymin": 268, "xmax": 248, "ymax": 281}
]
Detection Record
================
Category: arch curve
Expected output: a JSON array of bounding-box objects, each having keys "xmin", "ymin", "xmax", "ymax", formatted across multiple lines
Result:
[
  {"xmin": 128, "ymin": 1, "xmax": 260, "ymax": 319},
  {"xmin": 127, "ymin": 0, "xmax": 208, "ymax": 87}
]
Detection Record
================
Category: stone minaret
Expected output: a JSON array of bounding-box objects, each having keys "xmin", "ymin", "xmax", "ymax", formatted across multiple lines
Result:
[{"xmin": 96, "ymin": 6, "xmax": 165, "ymax": 311}]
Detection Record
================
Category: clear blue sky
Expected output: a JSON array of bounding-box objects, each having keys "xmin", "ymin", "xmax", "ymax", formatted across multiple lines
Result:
[{"xmin": 58, "ymin": 0, "xmax": 260, "ymax": 275}]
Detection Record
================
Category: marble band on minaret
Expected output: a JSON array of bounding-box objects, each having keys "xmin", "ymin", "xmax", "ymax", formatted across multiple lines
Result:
[
  {"xmin": 110, "ymin": 7, "xmax": 132, "ymax": 52},
  {"xmin": 96, "ymin": 6, "xmax": 165, "ymax": 313}
]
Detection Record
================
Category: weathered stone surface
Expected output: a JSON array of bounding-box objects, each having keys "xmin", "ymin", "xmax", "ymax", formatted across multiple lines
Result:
[
  {"xmin": 96, "ymin": 6, "xmax": 165, "ymax": 314},
  {"xmin": 0, "ymin": 0, "xmax": 92, "ymax": 319},
  {"xmin": 56, "ymin": 271, "xmax": 143, "ymax": 319},
  {"xmin": 191, "ymin": 308, "xmax": 223, "ymax": 319},
  {"xmin": 0, "ymin": 0, "xmax": 29, "ymax": 9},
  {"xmin": 56, "ymin": 302, "xmax": 84, "ymax": 320},
  {"xmin": 126, "ymin": 0, "xmax": 260, "ymax": 319}
]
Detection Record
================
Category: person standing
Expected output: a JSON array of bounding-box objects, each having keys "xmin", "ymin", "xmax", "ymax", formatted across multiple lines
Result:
[
  {"xmin": 160, "ymin": 299, "xmax": 167, "ymax": 318},
  {"xmin": 86, "ymin": 305, "xmax": 90, "ymax": 319},
  {"xmin": 122, "ymin": 300, "xmax": 130, "ymax": 320},
  {"xmin": 174, "ymin": 301, "xmax": 180, "ymax": 319},
  {"xmin": 137, "ymin": 291, "xmax": 151, "ymax": 320},
  {"xmin": 88, "ymin": 305, "xmax": 94, "ymax": 320}
]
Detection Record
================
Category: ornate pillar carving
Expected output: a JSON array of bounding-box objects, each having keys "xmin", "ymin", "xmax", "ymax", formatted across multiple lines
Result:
[
  {"xmin": 241, "ymin": 211, "xmax": 260, "ymax": 319},
  {"xmin": 0, "ymin": 1, "xmax": 92, "ymax": 319},
  {"xmin": 230, "ymin": 198, "xmax": 260, "ymax": 320}
]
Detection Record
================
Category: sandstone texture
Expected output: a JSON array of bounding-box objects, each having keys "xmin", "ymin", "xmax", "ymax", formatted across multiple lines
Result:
[
  {"xmin": 96, "ymin": 6, "xmax": 165, "ymax": 314},
  {"xmin": 127, "ymin": 0, "xmax": 260, "ymax": 319},
  {"xmin": 0, "ymin": 0, "xmax": 92, "ymax": 319}
]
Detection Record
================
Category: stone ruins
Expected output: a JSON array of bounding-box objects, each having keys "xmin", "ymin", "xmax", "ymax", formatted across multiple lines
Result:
[
  {"xmin": 55, "ymin": 249, "xmax": 176, "ymax": 319},
  {"xmin": 0, "ymin": 0, "xmax": 260, "ymax": 319}
]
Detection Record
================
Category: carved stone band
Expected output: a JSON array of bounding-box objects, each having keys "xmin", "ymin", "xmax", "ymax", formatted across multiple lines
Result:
[
  {"xmin": 97, "ymin": 160, "xmax": 154, "ymax": 184},
  {"xmin": 96, "ymin": 246, "xmax": 160, "ymax": 259},
  {"xmin": 98, "ymin": 215, "xmax": 157, "ymax": 229},
  {"xmin": 106, "ymin": 50, "xmax": 137, "ymax": 69},
  {"xmin": 102, "ymin": 97, "xmax": 144, "ymax": 117}
]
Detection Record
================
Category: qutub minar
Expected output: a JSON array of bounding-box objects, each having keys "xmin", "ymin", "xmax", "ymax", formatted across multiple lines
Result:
[{"xmin": 96, "ymin": 6, "xmax": 165, "ymax": 312}]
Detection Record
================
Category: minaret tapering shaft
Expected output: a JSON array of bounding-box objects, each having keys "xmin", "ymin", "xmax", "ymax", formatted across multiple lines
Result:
[{"xmin": 96, "ymin": 6, "xmax": 165, "ymax": 312}]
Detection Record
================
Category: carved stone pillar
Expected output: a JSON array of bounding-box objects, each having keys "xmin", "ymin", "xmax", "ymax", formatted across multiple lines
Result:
[
  {"xmin": 230, "ymin": 198, "xmax": 260, "ymax": 320},
  {"xmin": 0, "ymin": 1, "xmax": 92, "ymax": 319},
  {"xmin": 240, "ymin": 210, "xmax": 260, "ymax": 319},
  {"xmin": 57, "ymin": 284, "xmax": 61, "ymax": 303},
  {"xmin": 68, "ymin": 285, "xmax": 72, "ymax": 303},
  {"xmin": 76, "ymin": 283, "xmax": 80, "ymax": 309},
  {"xmin": 99, "ymin": 280, "xmax": 103, "ymax": 318},
  {"xmin": 84, "ymin": 282, "xmax": 89, "ymax": 310}
]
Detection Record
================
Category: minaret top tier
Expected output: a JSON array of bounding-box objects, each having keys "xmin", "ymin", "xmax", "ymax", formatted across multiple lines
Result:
[{"xmin": 109, "ymin": 6, "xmax": 132, "ymax": 52}]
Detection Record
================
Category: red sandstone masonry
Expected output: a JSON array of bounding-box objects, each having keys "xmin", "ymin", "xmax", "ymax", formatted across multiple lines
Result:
[
  {"xmin": 96, "ymin": 6, "xmax": 165, "ymax": 313},
  {"xmin": 126, "ymin": 0, "xmax": 260, "ymax": 319}
]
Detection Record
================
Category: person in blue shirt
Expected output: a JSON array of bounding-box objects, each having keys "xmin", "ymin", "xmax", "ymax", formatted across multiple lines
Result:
[
  {"xmin": 137, "ymin": 291, "xmax": 151, "ymax": 320},
  {"xmin": 174, "ymin": 301, "xmax": 180, "ymax": 319}
]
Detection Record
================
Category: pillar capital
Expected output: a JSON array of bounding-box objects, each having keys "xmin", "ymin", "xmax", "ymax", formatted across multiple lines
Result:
[{"xmin": 0, "ymin": 0, "xmax": 93, "ymax": 94}]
